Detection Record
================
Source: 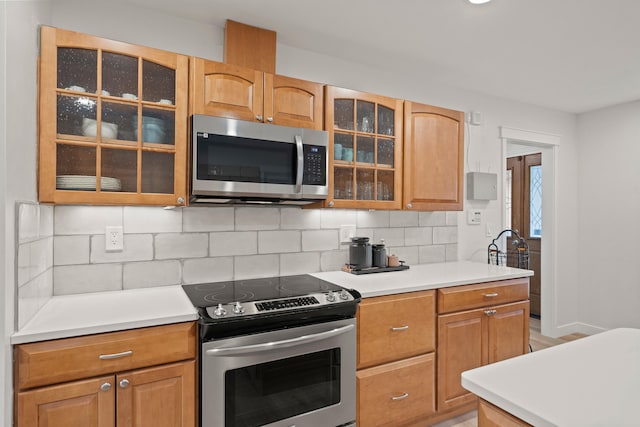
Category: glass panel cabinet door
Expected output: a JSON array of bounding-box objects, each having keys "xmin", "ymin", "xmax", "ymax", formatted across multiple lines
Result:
[
  {"xmin": 324, "ymin": 86, "xmax": 403, "ymax": 209},
  {"xmin": 38, "ymin": 26, "xmax": 187, "ymax": 206}
]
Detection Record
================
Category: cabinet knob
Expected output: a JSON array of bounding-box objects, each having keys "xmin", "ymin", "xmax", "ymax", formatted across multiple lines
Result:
[
  {"xmin": 100, "ymin": 382, "xmax": 112, "ymax": 392},
  {"xmin": 484, "ymin": 309, "xmax": 497, "ymax": 316},
  {"xmin": 406, "ymin": 203, "xmax": 413, "ymax": 209},
  {"xmin": 328, "ymin": 200, "xmax": 334, "ymax": 207},
  {"xmin": 256, "ymin": 115, "xmax": 263, "ymax": 122},
  {"xmin": 266, "ymin": 116, "xmax": 273, "ymax": 123},
  {"xmin": 119, "ymin": 379, "xmax": 130, "ymax": 389},
  {"xmin": 177, "ymin": 197, "xmax": 185, "ymax": 205}
]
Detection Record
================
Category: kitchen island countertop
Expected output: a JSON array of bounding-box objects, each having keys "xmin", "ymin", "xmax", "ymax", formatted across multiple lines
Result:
[
  {"xmin": 312, "ymin": 260, "xmax": 533, "ymax": 298},
  {"xmin": 461, "ymin": 327, "xmax": 640, "ymax": 427}
]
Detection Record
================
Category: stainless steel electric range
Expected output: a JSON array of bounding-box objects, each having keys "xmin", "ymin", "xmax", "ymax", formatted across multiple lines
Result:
[{"xmin": 182, "ymin": 274, "xmax": 361, "ymax": 427}]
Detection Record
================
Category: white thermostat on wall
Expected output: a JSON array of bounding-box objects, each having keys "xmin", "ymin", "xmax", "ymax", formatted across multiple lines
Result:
[{"xmin": 467, "ymin": 210, "xmax": 482, "ymax": 225}]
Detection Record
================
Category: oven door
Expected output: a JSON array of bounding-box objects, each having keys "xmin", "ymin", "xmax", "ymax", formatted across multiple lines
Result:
[{"xmin": 201, "ymin": 318, "xmax": 356, "ymax": 427}]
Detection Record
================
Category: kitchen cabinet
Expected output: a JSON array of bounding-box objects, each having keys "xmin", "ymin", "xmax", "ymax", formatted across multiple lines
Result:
[
  {"xmin": 38, "ymin": 26, "xmax": 189, "ymax": 206},
  {"xmin": 436, "ymin": 279, "xmax": 530, "ymax": 412},
  {"xmin": 14, "ymin": 322, "xmax": 196, "ymax": 427},
  {"xmin": 403, "ymin": 101, "xmax": 464, "ymax": 211},
  {"xmin": 478, "ymin": 399, "xmax": 532, "ymax": 427},
  {"xmin": 189, "ymin": 58, "xmax": 323, "ymax": 129},
  {"xmin": 356, "ymin": 290, "xmax": 436, "ymax": 426},
  {"xmin": 321, "ymin": 86, "xmax": 404, "ymax": 209}
]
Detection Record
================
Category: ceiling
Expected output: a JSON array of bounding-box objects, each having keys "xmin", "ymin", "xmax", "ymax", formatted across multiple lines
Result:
[{"xmin": 126, "ymin": 0, "xmax": 640, "ymax": 113}]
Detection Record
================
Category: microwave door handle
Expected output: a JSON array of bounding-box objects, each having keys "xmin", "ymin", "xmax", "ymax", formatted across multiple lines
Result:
[
  {"xmin": 295, "ymin": 134, "xmax": 303, "ymax": 195},
  {"xmin": 204, "ymin": 324, "xmax": 354, "ymax": 357}
]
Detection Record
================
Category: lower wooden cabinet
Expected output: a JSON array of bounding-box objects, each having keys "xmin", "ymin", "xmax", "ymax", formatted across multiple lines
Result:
[
  {"xmin": 478, "ymin": 399, "xmax": 532, "ymax": 427},
  {"xmin": 14, "ymin": 322, "xmax": 197, "ymax": 427},
  {"xmin": 357, "ymin": 354, "xmax": 435, "ymax": 427}
]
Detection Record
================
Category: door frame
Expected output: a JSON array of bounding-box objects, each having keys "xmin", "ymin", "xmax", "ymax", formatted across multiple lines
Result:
[{"xmin": 500, "ymin": 127, "xmax": 560, "ymax": 338}]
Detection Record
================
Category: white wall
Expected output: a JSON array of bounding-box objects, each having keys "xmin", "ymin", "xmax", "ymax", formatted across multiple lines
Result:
[
  {"xmin": 577, "ymin": 100, "xmax": 640, "ymax": 331},
  {"xmin": 2, "ymin": 1, "xmax": 51, "ymax": 424}
]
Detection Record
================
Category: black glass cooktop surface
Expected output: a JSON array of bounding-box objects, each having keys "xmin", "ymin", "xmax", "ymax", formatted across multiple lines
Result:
[{"xmin": 181, "ymin": 274, "xmax": 345, "ymax": 308}]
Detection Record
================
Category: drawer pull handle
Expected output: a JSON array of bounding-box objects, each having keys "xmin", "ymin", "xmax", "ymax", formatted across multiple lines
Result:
[
  {"xmin": 390, "ymin": 325, "xmax": 409, "ymax": 331},
  {"xmin": 483, "ymin": 293, "xmax": 499, "ymax": 297},
  {"xmin": 484, "ymin": 309, "xmax": 497, "ymax": 316},
  {"xmin": 391, "ymin": 392, "xmax": 409, "ymax": 401},
  {"xmin": 99, "ymin": 350, "xmax": 133, "ymax": 360}
]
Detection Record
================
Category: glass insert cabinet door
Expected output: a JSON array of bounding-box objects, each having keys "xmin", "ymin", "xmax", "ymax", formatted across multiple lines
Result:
[
  {"xmin": 324, "ymin": 86, "xmax": 403, "ymax": 209},
  {"xmin": 38, "ymin": 26, "xmax": 188, "ymax": 205}
]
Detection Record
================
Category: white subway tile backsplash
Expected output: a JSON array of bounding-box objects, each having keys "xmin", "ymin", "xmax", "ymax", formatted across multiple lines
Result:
[
  {"xmin": 388, "ymin": 246, "xmax": 419, "ymax": 266},
  {"xmin": 280, "ymin": 252, "xmax": 321, "ymax": 276},
  {"xmin": 39, "ymin": 204, "xmax": 54, "ymax": 237},
  {"xmin": 210, "ymin": 231, "xmax": 257, "ymax": 256},
  {"xmin": 419, "ymin": 245, "xmax": 447, "ymax": 264},
  {"xmin": 404, "ymin": 227, "xmax": 433, "ymax": 246},
  {"xmin": 357, "ymin": 210, "xmax": 390, "ymax": 228},
  {"xmin": 54, "ymin": 264, "xmax": 123, "ymax": 295},
  {"xmin": 54, "ymin": 235, "xmax": 90, "ymax": 266},
  {"xmin": 433, "ymin": 226, "xmax": 458, "ymax": 244},
  {"xmin": 258, "ymin": 230, "xmax": 301, "ymax": 253},
  {"xmin": 446, "ymin": 244, "xmax": 458, "ymax": 261},
  {"xmin": 18, "ymin": 203, "xmax": 39, "ymax": 243},
  {"xmin": 234, "ymin": 254, "xmax": 279, "ymax": 280},
  {"xmin": 446, "ymin": 211, "xmax": 459, "ymax": 226},
  {"xmin": 91, "ymin": 234, "xmax": 153, "ymax": 263},
  {"xmin": 18, "ymin": 238, "xmax": 53, "ymax": 287},
  {"xmin": 281, "ymin": 208, "xmax": 321, "ymax": 230},
  {"xmin": 183, "ymin": 207, "xmax": 234, "ymax": 232},
  {"xmin": 123, "ymin": 260, "xmax": 181, "ymax": 289},
  {"xmin": 123, "ymin": 206, "xmax": 182, "ymax": 233},
  {"xmin": 236, "ymin": 207, "xmax": 280, "ymax": 230},
  {"xmin": 18, "ymin": 270, "xmax": 53, "ymax": 329},
  {"xmin": 390, "ymin": 211, "xmax": 419, "ymax": 227},
  {"xmin": 320, "ymin": 209, "xmax": 357, "ymax": 229},
  {"xmin": 183, "ymin": 257, "xmax": 234, "ymax": 284},
  {"xmin": 373, "ymin": 228, "xmax": 404, "ymax": 246},
  {"xmin": 302, "ymin": 230, "xmax": 339, "ymax": 252},
  {"xmin": 55, "ymin": 205, "xmax": 123, "ymax": 235},
  {"xmin": 155, "ymin": 233, "xmax": 208, "ymax": 259},
  {"xmin": 419, "ymin": 211, "xmax": 446, "ymax": 226},
  {"xmin": 320, "ymin": 250, "xmax": 349, "ymax": 271}
]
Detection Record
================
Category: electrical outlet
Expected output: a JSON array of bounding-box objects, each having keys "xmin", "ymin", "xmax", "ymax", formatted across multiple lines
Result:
[
  {"xmin": 339, "ymin": 225, "xmax": 356, "ymax": 243},
  {"xmin": 105, "ymin": 226, "xmax": 124, "ymax": 251}
]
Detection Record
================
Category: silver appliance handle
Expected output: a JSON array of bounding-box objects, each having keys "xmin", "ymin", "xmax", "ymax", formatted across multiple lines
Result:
[
  {"xmin": 295, "ymin": 134, "xmax": 303, "ymax": 195},
  {"xmin": 205, "ymin": 324, "xmax": 354, "ymax": 356}
]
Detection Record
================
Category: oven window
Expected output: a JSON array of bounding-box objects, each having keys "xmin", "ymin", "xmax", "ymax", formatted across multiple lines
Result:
[
  {"xmin": 225, "ymin": 348, "xmax": 341, "ymax": 427},
  {"xmin": 197, "ymin": 133, "xmax": 296, "ymax": 184}
]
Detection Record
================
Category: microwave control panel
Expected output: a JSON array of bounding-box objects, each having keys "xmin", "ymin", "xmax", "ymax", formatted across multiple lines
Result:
[{"xmin": 302, "ymin": 145, "xmax": 327, "ymax": 185}]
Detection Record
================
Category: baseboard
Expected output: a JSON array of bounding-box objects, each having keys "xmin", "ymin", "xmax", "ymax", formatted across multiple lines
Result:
[{"xmin": 551, "ymin": 321, "xmax": 607, "ymax": 337}]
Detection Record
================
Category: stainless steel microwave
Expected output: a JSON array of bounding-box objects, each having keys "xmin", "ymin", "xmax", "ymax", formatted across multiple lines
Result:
[{"xmin": 190, "ymin": 115, "xmax": 328, "ymax": 205}]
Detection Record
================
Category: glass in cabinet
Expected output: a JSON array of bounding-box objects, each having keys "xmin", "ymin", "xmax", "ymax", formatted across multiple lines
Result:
[
  {"xmin": 39, "ymin": 26, "xmax": 188, "ymax": 205},
  {"xmin": 324, "ymin": 86, "xmax": 403, "ymax": 209}
]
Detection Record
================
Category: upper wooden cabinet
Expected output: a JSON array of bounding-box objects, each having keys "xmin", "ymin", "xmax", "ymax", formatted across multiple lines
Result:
[
  {"xmin": 189, "ymin": 58, "xmax": 323, "ymax": 130},
  {"xmin": 321, "ymin": 86, "xmax": 404, "ymax": 209},
  {"xmin": 403, "ymin": 102, "xmax": 464, "ymax": 211},
  {"xmin": 38, "ymin": 26, "xmax": 189, "ymax": 206}
]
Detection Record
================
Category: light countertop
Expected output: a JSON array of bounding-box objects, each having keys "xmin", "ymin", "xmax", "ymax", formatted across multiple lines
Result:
[
  {"xmin": 461, "ymin": 328, "xmax": 640, "ymax": 427},
  {"xmin": 11, "ymin": 285, "xmax": 198, "ymax": 344},
  {"xmin": 312, "ymin": 261, "xmax": 533, "ymax": 298},
  {"xmin": 12, "ymin": 261, "xmax": 532, "ymax": 345}
]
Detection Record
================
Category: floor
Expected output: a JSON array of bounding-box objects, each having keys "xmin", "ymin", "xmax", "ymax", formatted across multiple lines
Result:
[{"xmin": 428, "ymin": 317, "xmax": 588, "ymax": 427}]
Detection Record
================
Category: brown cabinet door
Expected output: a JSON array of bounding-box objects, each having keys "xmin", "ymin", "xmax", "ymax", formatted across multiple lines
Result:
[
  {"xmin": 189, "ymin": 58, "xmax": 263, "ymax": 121},
  {"xmin": 403, "ymin": 101, "xmax": 464, "ymax": 211},
  {"xmin": 17, "ymin": 376, "xmax": 115, "ymax": 427},
  {"xmin": 357, "ymin": 354, "xmax": 436, "ymax": 427},
  {"xmin": 116, "ymin": 361, "xmax": 196, "ymax": 427},
  {"xmin": 478, "ymin": 399, "xmax": 533, "ymax": 427},
  {"xmin": 487, "ymin": 301, "xmax": 530, "ymax": 364},
  {"xmin": 357, "ymin": 290, "xmax": 435, "ymax": 369},
  {"xmin": 266, "ymin": 74, "xmax": 323, "ymax": 129},
  {"xmin": 437, "ymin": 309, "xmax": 485, "ymax": 411}
]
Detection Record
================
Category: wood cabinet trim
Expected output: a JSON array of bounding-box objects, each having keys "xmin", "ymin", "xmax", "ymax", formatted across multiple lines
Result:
[{"xmin": 437, "ymin": 277, "xmax": 530, "ymax": 314}]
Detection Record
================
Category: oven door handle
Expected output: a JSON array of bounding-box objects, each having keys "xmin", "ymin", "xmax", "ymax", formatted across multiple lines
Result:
[{"xmin": 205, "ymin": 324, "xmax": 354, "ymax": 356}]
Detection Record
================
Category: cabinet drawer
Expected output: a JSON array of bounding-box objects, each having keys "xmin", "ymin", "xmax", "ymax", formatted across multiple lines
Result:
[
  {"xmin": 357, "ymin": 353, "xmax": 435, "ymax": 427},
  {"xmin": 437, "ymin": 278, "xmax": 529, "ymax": 314},
  {"xmin": 357, "ymin": 290, "xmax": 435, "ymax": 369},
  {"xmin": 15, "ymin": 322, "xmax": 196, "ymax": 390}
]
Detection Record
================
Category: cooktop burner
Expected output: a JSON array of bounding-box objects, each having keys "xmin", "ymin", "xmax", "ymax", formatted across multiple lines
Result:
[{"xmin": 182, "ymin": 274, "xmax": 361, "ymax": 341}]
